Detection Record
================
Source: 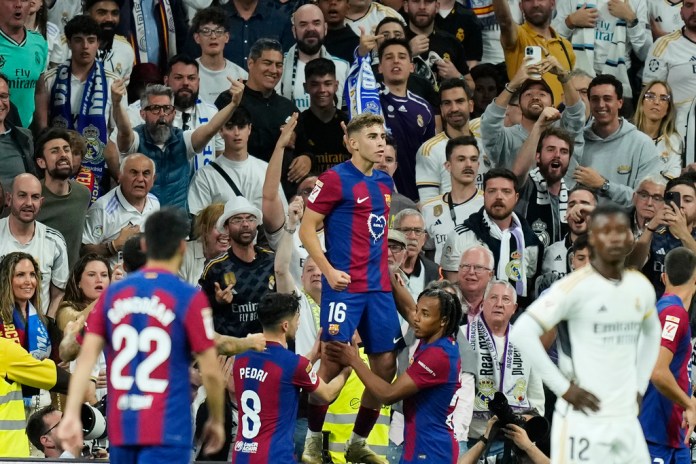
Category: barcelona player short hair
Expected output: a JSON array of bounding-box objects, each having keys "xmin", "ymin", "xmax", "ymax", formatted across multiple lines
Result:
[
  {"xmin": 258, "ymin": 292, "xmax": 301, "ymax": 329},
  {"xmin": 345, "ymin": 113, "xmax": 384, "ymax": 137}
]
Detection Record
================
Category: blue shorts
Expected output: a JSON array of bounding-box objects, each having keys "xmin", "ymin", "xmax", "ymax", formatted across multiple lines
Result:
[
  {"xmin": 320, "ymin": 288, "xmax": 401, "ymax": 354},
  {"xmin": 110, "ymin": 444, "xmax": 192, "ymax": 464},
  {"xmin": 647, "ymin": 441, "xmax": 691, "ymax": 464}
]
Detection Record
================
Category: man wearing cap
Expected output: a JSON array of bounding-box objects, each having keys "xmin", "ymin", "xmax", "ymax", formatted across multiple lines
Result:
[
  {"xmin": 480, "ymin": 55, "xmax": 584, "ymax": 177},
  {"xmin": 387, "ymin": 229, "xmax": 408, "ymax": 275},
  {"xmin": 199, "ymin": 196, "xmax": 276, "ymax": 338}
]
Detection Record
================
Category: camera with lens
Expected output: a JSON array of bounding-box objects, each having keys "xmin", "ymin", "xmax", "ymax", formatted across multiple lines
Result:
[
  {"xmin": 488, "ymin": 392, "xmax": 549, "ymax": 453},
  {"xmin": 81, "ymin": 396, "xmax": 107, "ymax": 440}
]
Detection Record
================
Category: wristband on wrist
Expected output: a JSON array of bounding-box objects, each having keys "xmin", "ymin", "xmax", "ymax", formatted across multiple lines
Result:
[
  {"xmin": 107, "ymin": 240, "xmax": 117, "ymax": 255},
  {"xmin": 479, "ymin": 436, "xmax": 489, "ymax": 446},
  {"xmin": 504, "ymin": 83, "xmax": 518, "ymax": 94},
  {"xmin": 284, "ymin": 224, "xmax": 297, "ymax": 234}
]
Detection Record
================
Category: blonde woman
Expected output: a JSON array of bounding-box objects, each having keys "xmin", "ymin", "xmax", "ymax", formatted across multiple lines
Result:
[
  {"xmin": 180, "ymin": 203, "xmax": 229, "ymax": 286},
  {"xmin": 633, "ymin": 80, "xmax": 683, "ymax": 179}
]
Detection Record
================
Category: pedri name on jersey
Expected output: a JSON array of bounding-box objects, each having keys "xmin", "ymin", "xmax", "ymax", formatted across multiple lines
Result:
[
  {"xmin": 238, "ymin": 366, "xmax": 268, "ymax": 382},
  {"xmin": 107, "ymin": 296, "xmax": 176, "ymax": 326}
]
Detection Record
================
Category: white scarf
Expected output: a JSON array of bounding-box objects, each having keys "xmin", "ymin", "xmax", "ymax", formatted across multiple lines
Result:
[
  {"xmin": 483, "ymin": 211, "xmax": 528, "ymax": 297},
  {"xmin": 133, "ymin": 0, "xmax": 176, "ymax": 64},
  {"xmin": 280, "ymin": 44, "xmax": 333, "ymax": 101},
  {"xmin": 467, "ymin": 316, "xmax": 531, "ymax": 417}
]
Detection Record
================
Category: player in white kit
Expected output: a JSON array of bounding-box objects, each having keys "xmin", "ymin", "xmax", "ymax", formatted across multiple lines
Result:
[{"xmin": 510, "ymin": 204, "xmax": 662, "ymax": 464}]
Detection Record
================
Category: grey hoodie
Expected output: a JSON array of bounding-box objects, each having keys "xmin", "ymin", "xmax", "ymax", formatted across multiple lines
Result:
[{"xmin": 574, "ymin": 119, "xmax": 661, "ymax": 207}]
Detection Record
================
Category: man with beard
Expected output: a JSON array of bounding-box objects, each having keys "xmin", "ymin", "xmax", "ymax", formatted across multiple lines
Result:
[
  {"xmin": 0, "ymin": 173, "xmax": 68, "ymax": 317},
  {"xmin": 44, "ymin": 15, "xmax": 120, "ymax": 204},
  {"xmin": 631, "ymin": 174, "xmax": 667, "ymax": 238},
  {"xmin": 34, "ymin": 129, "xmax": 91, "ymax": 270},
  {"xmin": 191, "ymin": 7, "xmax": 248, "ymax": 106},
  {"xmin": 404, "ymin": 0, "xmax": 472, "ymax": 91},
  {"xmin": 537, "ymin": 186, "xmax": 597, "ymax": 290},
  {"xmin": 199, "ymin": 196, "xmax": 276, "ymax": 338},
  {"xmin": 122, "ymin": 55, "xmax": 224, "ymax": 172},
  {"xmin": 416, "ymin": 78, "xmax": 488, "ymax": 203},
  {"xmin": 512, "ymin": 115, "xmax": 573, "ymax": 248},
  {"xmin": 480, "ymin": 57, "xmax": 584, "ymax": 177},
  {"xmin": 279, "ymin": 4, "xmax": 349, "ymax": 112},
  {"xmin": 318, "ymin": 0, "xmax": 360, "ymax": 64},
  {"xmin": 421, "ymin": 136, "xmax": 484, "ymax": 264},
  {"xmin": 572, "ymin": 74, "xmax": 661, "ymax": 207},
  {"xmin": 441, "ymin": 168, "xmax": 543, "ymax": 309},
  {"xmin": 112, "ymin": 72, "xmax": 244, "ymax": 210},
  {"xmin": 82, "ymin": 154, "xmax": 159, "ymax": 270},
  {"xmin": 493, "ymin": 0, "xmax": 574, "ymax": 106},
  {"xmin": 643, "ymin": 0, "xmax": 696, "ymax": 135},
  {"xmin": 628, "ymin": 177, "xmax": 696, "ymax": 297}
]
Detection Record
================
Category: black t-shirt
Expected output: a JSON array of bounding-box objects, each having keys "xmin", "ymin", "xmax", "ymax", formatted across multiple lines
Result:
[
  {"xmin": 294, "ymin": 108, "xmax": 351, "ymax": 174},
  {"xmin": 325, "ymin": 25, "xmax": 360, "ymax": 65},
  {"xmin": 405, "ymin": 28, "xmax": 470, "ymax": 88},
  {"xmin": 434, "ymin": 4, "xmax": 483, "ymax": 62}
]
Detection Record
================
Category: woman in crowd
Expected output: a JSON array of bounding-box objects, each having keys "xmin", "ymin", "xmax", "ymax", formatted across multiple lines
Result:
[
  {"xmin": 633, "ymin": 80, "xmax": 683, "ymax": 180},
  {"xmin": 0, "ymin": 252, "xmax": 51, "ymax": 360},
  {"xmin": 180, "ymin": 203, "xmax": 229, "ymax": 285}
]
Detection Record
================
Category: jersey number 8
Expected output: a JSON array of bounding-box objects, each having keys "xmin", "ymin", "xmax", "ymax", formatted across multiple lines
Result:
[
  {"xmin": 111, "ymin": 325, "xmax": 172, "ymax": 393},
  {"xmin": 241, "ymin": 390, "xmax": 262, "ymax": 439}
]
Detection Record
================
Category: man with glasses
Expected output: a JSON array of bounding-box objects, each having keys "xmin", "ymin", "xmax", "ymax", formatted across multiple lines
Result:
[
  {"xmin": 628, "ymin": 176, "xmax": 696, "ymax": 298},
  {"xmin": 112, "ymin": 71, "xmax": 244, "ymax": 210},
  {"xmin": 200, "ymin": 196, "xmax": 276, "ymax": 338},
  {"xmin": 631, "ymin": 175, "xmax": 667, "ymax": 238},
  {"xmin": 26, "ymin": 406, "xmax": 80, "ymax": 458},
  {"xmin": 454, "ymin": 246, "xmax": 494, "ymax": 322},
  {"xmin": 191, "ymin": 7, "xmax": 247, "ymax": 105},
  {"xmin": 642, "ymin": 0, "xmax": 696, "ymax": 135},
  {"xmin": 393, "ymin": 209, "xmax": 440, "ymax": 300}
]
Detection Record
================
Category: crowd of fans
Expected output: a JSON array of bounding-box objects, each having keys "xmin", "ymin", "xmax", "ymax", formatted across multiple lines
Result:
[{"xmin": 1, "ymin": 0, "xmax": 696, "ymax": 460}]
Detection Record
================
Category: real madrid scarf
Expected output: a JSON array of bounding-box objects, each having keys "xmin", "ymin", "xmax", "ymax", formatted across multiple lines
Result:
[
  {"xmin": 131, "ymin": 0, "xmax": 176, "ymax": 65},
  {"xmin": 526, "ymin": 167, "xmax": 568, "ymax": 245},
  {"xmin": 50, "ymin": 61, "xmax": 109, "ymax": 199},
  {"xmin": 467, "ymin": 316, "xmax": 531, "ymax": 417},
  {"xmin": 280, "ymin": 45, "xmax": 334, "ymax": 103},
  {"xmin": 344, "ymin": 50, "xmax": 382, "ymax": 120},
  {"xmin": 483, "ymin": 211, "xmax": 528, "ymax": 297},
  {"xmin": 1, "ymin": 303, "xmax": 52, "ymax": 361}
]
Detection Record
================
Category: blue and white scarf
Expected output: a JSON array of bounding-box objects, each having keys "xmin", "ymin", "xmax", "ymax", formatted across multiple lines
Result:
[
  {"xmin": 344, "ymin": 50, "xmax": 382, "ymax": 120},
  {"xmin": 50, "ymin": 60, "xmax": 109, "ymax": 198},
  {"xmin": 13, "ymin": 302, "xmax": 52, "ymax": 360}
]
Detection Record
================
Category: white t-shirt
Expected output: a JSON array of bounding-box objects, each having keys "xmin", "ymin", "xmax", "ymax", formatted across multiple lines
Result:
[
  {"xmin": 642, "ymin": 29, "xmax": 696, "ymax": 135},
  {"xmin": 179, "ymin": 239, "xmax": 207, "ymax": 286},
  {"xmin": 47, "ymin": 0, "xmax": 82, "ymax": 33},
  {"xmin": 187, "ymin": 154, "xmax": 287, "ymax": 215},
  {"xmin": 648, "ymin": 0, "xmax": 684, "ymax": 35},
  {"xmin": 196, "ymin": 58, "xmax": 248, "ymax": 105},
  {"xmin": 524, "ymin": 266, "xmax": 658, "ymax": 418},
  {"xmin": 467, "ymin": 0, "xmax": 522, "ymax": 64},
  {"xmin": 415, "ymin": 118, "xmax": 489, "ymax": 203},
  {"xmin": 266, "ymin": 227, "xmax": 325, "ymax": 285},
  {"xmin": 0, "ymin": 218, "xmax": 69, "ymax": 313},
  {"xmin": 82, "ymin": 186, "xmax": 160, "ymax": 268},
  {"xmin": 346, "ymin": 2, "xmax": 403, "ymax": 35},
  {"xmin": 421, "ymin": 191, "xmax": 484, "ymax": 263}
]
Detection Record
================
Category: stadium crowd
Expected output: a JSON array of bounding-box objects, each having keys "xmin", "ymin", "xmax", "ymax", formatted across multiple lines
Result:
[{"xmin": 2, "ymin": 0, "xmax": 696, "ymax": 461}]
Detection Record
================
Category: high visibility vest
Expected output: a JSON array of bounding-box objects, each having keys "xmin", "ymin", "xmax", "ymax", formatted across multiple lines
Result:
[{"xmin": 324, "ymin": 349, "xmax": 391, "ymax": 463}]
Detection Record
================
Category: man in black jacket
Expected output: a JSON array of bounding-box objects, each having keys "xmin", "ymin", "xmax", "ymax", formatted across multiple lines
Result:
[
  {"xmin": 0, "ymin": 74, "xmax": 38, "ymax": 191},
  {"xmin": 393, "ymin": 208, "xmax": 440, "ymax": 300}
]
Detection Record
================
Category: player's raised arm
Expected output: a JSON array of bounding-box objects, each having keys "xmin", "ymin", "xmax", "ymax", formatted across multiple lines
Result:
[
  {"xmin": 299, "ymin": 208, "xmax": 351, "ymax": 291},
  {"xmin": 275, "ymin": 197, "xmax": 304, "ymax": 293}
]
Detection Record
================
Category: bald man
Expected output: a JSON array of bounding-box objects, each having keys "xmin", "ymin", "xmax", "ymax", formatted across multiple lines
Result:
[
  {"xmin": 278, "ymin": 3, "xmax": 349, "ymax": 112},
  {"xmin": 0, "ymin": 173, "xmax": 69, "ymax": 317}
]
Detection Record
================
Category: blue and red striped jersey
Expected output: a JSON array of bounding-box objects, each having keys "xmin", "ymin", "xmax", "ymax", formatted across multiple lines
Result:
[
  {"xmin": 232, "ymin": 341, "xmax": 319, "ymax": 463},
  {"xmin": 86, "ymin": 267, "xmax": 215, "ymax": 447},
  {"xmin": 306, "ymin": 160, "xmax": 393, "ymax": 293},
  {"xmin": 403, "ymin": 336, "xmax": 461, "ymax": 464},
  {"xmin": 640, "ymin": 293, "xmax": 692, "ymax": 449}
]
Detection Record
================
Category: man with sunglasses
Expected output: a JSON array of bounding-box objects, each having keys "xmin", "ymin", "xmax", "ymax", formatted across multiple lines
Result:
[{"xmin": 112, "ymin": 65, "xmax": 244, "ymax": 210}]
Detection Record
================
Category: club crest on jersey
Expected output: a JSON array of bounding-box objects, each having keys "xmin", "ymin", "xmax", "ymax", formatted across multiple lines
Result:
[
  {"xmin": 224, "ymin": 272, "xmax": 236, "ymax": 287},
  {"xmin": 268, "ymin": 275, "xmax": 275, "ymax": 290},
  {"xmin": 368, "ymin": 214, "xmax": 386, "ymax": 242},
  {"xmin": 475, "ymin": 378, "xmax": 496, "ymax": 409},
  {"xmin": 308, "ymin": 180, "xmax": 323, "ymax": 203},
  {"xmin": 329, "ymin": 323, "xmax": 340, "ymax": 335},
  {"xmin": 434, "ymin": 204, "xmax": 443, "ymax": 217}
]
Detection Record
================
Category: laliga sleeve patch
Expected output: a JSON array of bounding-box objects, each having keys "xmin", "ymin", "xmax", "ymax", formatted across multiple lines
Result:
[
  {"xmin": 308, "ymin": 180, "xmax": 323, "ymax": 203},
  {"xmin": 662, "ymin": 321, "xmax": 678, "ymax": 341},
  {"xmin": 202, "ymin": 307, "xmax": 215, "ymax": 340}
]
